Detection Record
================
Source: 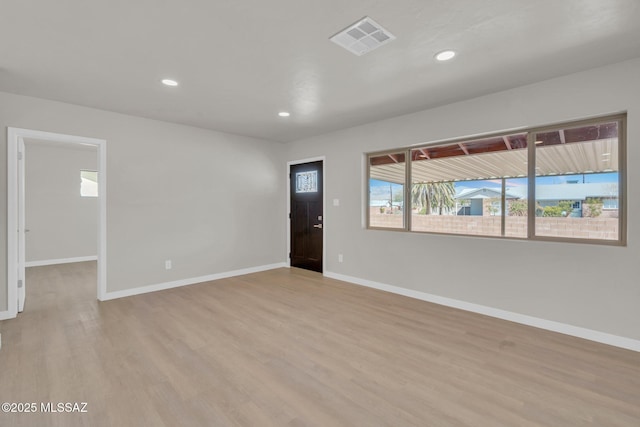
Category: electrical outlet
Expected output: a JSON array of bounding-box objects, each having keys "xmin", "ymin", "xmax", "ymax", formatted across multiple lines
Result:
[
  {"xmin": 338, "ymin": 254, "xmax": 343, "ymax": 263},
  {"xmin": 165, "ymin": 260, "xmax": 172, "ymax": 270}
]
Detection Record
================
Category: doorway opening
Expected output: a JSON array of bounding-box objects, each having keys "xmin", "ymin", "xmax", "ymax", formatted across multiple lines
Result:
[
  {"xmin": 288, "ymin": 159, "xmax": 324, "ymax": 273},
  {"xmin": 7, "ymin": 128, "xmax": 107, "ymax": 317}
]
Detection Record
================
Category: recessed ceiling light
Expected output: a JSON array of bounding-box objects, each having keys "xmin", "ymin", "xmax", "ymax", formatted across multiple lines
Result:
[
  {"xmin": 161, "ymin": 79, "xmax": 178, "ymax": 87},
  {"xmin": 278, "ymin": 112, "xmax": 290, "ymax": 117},
  {"xmin": 435, "ymin": 50, "xmax": 456, "ymax": 61}
]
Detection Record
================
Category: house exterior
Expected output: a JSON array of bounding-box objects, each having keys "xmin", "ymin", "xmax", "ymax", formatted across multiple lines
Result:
[
  {"xmin": 454, "ymin": 182, "xmax": 619, "ymax": 217},
  {"xmin": 455, "ymin": 187, "xmax": 520, "ymax": 216}
]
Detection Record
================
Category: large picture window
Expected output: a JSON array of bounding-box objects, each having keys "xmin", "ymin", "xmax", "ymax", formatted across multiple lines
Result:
[
  {"xmin": 409, "ymin": 133, "xmax": 527, "ymax": 237},
  {"xmin": 366, "ymin": 114, "xmax": 625, "ymax": 245}
]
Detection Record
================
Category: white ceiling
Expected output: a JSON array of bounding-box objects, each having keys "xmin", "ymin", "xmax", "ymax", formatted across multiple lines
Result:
[{"xmin": 2, "ymin": 1, "xmax": 640, "ymax": 142}]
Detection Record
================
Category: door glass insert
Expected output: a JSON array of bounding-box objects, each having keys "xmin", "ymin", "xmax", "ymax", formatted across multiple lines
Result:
[{"xmin": 296, "ymin": 171, "xmax": 318, "ymax": 193}]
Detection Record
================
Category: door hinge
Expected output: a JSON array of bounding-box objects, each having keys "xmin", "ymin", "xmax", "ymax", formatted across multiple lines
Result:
[
  {"xmin": 288, "ymin": 252, "xmax": 291, "ymax": 259},
  {"xmin": 18, "ymin": 151, "xmax": 23, "ymax": 160},
  {"xmin": 288, "ymin": 212, "xmax": 291, "ymax": 219},
  {"xmin": 18, "ymin": 279, "xmax": 23, "ymax": 288}
]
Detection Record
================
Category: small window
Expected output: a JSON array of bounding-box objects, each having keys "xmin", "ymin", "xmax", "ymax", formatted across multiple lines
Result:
[
  {"xmin": 603, "ymin": 198, "xmax": 618, "ymax": 210},
  {"xmin": 295, "ymin": 171, "xmax": 318, "ymax": 193},
  {"xmin": 81, "ymin": 170, "xmax": 98, "ymax": 197},
  {"xmin": 368, "ymin": 152, "xmax": 406, "ymax": 229}
]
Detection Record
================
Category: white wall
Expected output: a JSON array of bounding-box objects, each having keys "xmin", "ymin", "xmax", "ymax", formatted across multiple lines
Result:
[
  {"xmin": 285, "ymin": 58, "xmax": 640, "ymax": 342},
  {"xmin": 0, "ymin": 91, "xmax": 286, "ymax": 312},
  {"xmin": 25, "ymin": 141, "xmax": 98, "ymax": 263},
  {"xmin": 2, "ymin": 58, "xmax": 638, "ymax": 344}
]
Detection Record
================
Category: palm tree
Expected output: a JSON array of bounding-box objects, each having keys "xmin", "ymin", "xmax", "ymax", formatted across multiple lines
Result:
[
  {"xmin": 432, "ymin": 182, "xmax": 456, "ymax": 214},
  {"xmin": 411, "ymin": 182, "xmax": 431, "ymax": 214},
  {"xmin": 412, "ymin": 182, "xmax": 456, "ymax": 215}
]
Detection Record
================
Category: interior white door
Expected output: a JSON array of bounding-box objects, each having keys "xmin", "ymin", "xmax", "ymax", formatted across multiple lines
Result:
[{"xmin": 17, "ymin": 137, "xmax": 26, "ymax": 312}]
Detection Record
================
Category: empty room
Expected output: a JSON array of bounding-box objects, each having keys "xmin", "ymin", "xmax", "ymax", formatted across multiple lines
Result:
[{"xmin": 1, "ymin": 1, "xmax": 639, "ymax": 426}]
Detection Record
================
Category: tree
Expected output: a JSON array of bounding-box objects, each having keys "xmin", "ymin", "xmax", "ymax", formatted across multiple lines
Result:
[
  {"xmin": 431, "ymin": 182, "xmax": 456, "ymax": 215},
  {"xmin": 411, "ymin": 183, "xmax": 431, "ymax": 214},
  {"xmin": 487, "ymin": 198, "xmax": 500, "ymax": 216},
  {"xmin": 412, "ymin": 182, "xmax": 456, "ymax": 215},
  {"xmin": 392, "ymin": 191, "xmax": 404, "ymax": 203}
]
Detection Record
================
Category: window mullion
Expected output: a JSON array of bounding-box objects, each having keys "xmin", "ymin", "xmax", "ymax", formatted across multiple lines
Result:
[
  {"xmin": 406, "ymin": 149, "xmax": 411, "ymax": 231},
  {"xmin": 617, "ymin": 118, "xmax": 626, "ymax": 244},
  {"xmin": 501, "ymin": 178, "xmax": 506, "ymax": 236},
  {"xmin": 527, "ymin": 132, "xmax": 536, "ymax": 238}
]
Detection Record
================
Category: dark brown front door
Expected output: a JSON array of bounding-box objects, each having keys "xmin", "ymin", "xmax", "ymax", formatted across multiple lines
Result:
[{"xmin": 290, "ymin": 161, "xmax": 323, "ymax": 272}]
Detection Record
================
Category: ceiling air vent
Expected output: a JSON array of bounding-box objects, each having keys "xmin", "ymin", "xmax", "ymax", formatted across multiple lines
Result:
[{"xmin": 330, "ymin": 17, "xmax": 396, "ymax": 56}]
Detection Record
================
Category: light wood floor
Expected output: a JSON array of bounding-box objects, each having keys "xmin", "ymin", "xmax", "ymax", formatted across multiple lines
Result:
[{"xmin": 0, "ymin": 262, "xmax": 639, "ymax": 426}]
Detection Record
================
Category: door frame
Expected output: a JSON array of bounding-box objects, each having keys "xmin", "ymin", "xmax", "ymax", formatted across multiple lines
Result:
[
  {"xmin": 287, "ymin": 156, "xmax": 326, "ymax": 273},
  {"xmin": 7, "ymin": 127, "xmax": 107, "ymax": 317}
]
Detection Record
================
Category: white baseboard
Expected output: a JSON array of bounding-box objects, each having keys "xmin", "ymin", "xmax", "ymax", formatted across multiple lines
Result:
[
  {"xmin": 101, "ymin": 262, "xmax": 287, "ymax": 301},
  {"xmin": 324, "ymin": 271, "xmax": 640, "ymax": 353},
  {"xmin": 26, "ymin": 256, "xmax": 98, "ymax": 267},
  {"xmin": 0, "ymin": 310, "xmax": 14, "ymax": 321}
]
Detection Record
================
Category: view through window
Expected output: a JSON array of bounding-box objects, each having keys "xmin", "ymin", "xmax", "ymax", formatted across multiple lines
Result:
[
  {"xmin": 534, "ymin": 121, "xmax": 620, "ymax": 240},
  {"xmin": 80, "ymin": 170, "xmax": 98, "ymax": 197},
  {"xmin": 369, "ymin": 152, "xmax": 405, "ymax": 229},
  {"xmin": 367, "ymin": 115, "xmax": 624, "ymax": 244},
  {"xmin": 409, "ymin": 133, "xmax": 528, "ymax": 238}
]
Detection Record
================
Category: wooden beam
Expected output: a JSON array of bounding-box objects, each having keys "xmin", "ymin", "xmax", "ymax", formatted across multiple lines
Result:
[
  {"xmin": 388, "ymin": 154, "xmax": 399, "ymax": 163},
  {"xmin": 458, "ymin": 143, "xmax": 470, "ymax": 155},
  {"xmin": 419, "ymin": 149, "xmax": 430, "ymax": 159}
]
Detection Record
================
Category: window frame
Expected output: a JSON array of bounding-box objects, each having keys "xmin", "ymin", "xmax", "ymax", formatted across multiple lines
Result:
[
  {"xmin": 366, "ymin": 149, "xmax": 408, "ymax": 231},
  {"xmin": 366, "ymin": 113, "xmax": 626, "ymax": 246},
  {"xmin": 527, "ymin": 115, "xmax": 626, "ymax": 245}
]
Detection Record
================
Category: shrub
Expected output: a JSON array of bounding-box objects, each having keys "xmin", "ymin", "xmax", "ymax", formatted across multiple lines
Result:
[
  {"xmin": 508, "ymin": 199, "xmax": 528, "ymax": 216},
  {"xmin": 542, "ymin": 206, "xmax": 564, "ymax": 217},
  {"xmin": 584, "ymin": 197, "xmax": 603, "ymax": 218},
  {"xmin": 542, "ymin": 201, "xmax": 574, "ymax": 217}
]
